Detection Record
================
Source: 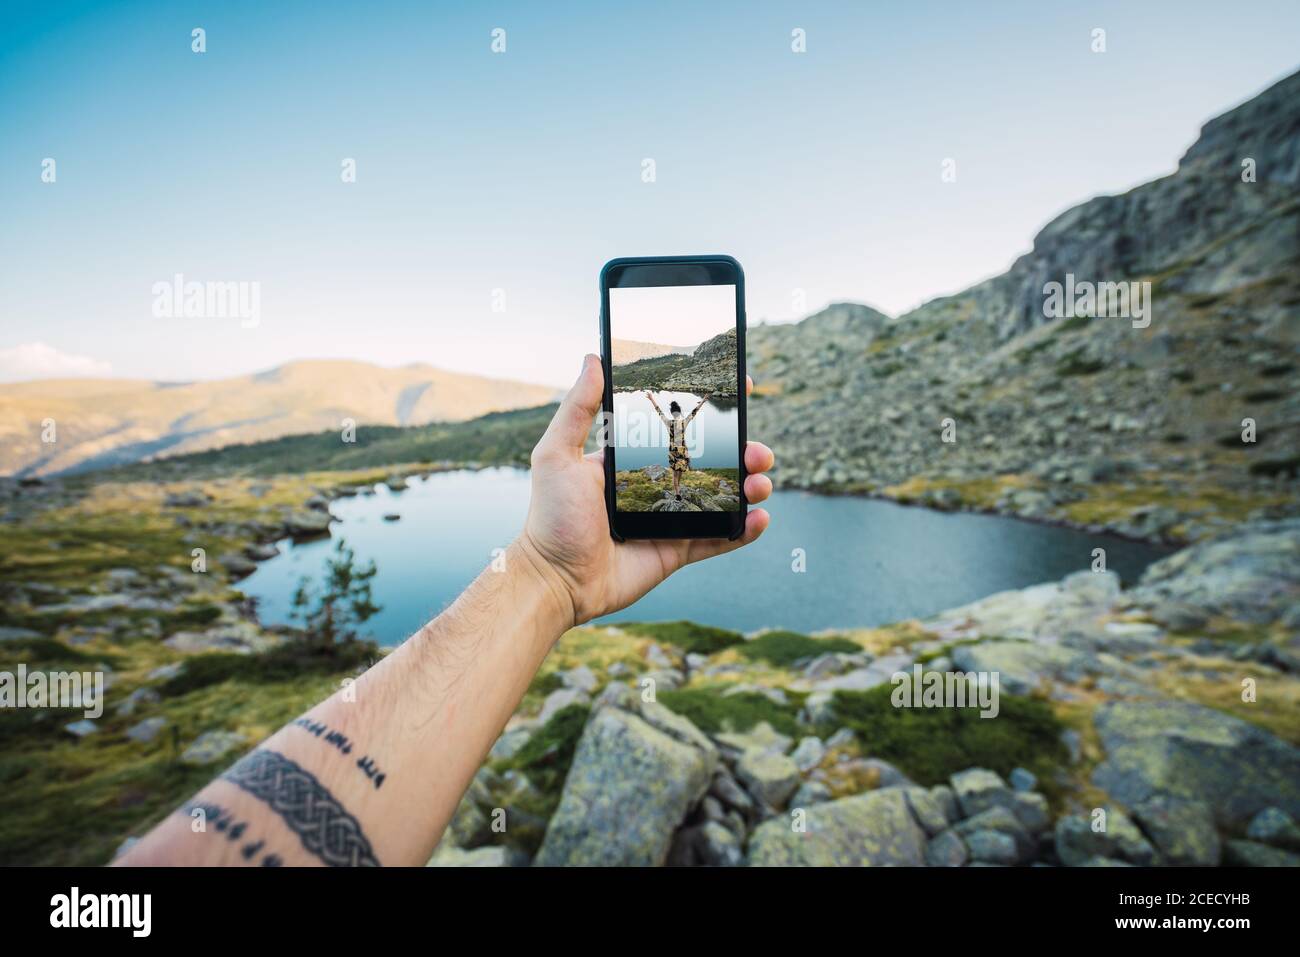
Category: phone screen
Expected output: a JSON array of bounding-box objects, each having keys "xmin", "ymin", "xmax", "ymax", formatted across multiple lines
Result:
[{"xmin": 607, "ymin": 282, "xmax": 742, "ymax": 515}]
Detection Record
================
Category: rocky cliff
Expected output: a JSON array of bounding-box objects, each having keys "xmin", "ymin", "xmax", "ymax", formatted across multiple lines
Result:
[{"xmin": 748, "ymin": 70, "xmax": 1300, "ymax": 544}]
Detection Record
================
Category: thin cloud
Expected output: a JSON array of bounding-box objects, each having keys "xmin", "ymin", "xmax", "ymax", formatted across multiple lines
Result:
[{"xmin": 0, "ymin": 342, "xmax": 113, "ymax": 382}]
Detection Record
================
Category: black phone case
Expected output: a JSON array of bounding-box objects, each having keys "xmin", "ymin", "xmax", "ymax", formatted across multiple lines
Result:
[{"xmin": 599, "ymin": 255, "xmax": 748, "ymax": 542}]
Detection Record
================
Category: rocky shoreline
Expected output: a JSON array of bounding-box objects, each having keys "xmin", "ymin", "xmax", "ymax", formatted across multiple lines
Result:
[
  {"xmin": 432, "ymin": 518, "xmax": 1300, "ymax": 867},
  {"xmin": 2, "ymin": 467, "xmax": 1297, "ymax": 867}
]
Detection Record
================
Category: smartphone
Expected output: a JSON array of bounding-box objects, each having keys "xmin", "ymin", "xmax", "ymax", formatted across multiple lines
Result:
[{"xmin": 599, "ymin": 255, "xmax": 747, "ymax": 541}]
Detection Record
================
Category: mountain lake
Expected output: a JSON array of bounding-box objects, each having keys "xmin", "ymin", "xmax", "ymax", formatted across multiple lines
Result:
[{"xmin": 238, "ymin": 467, "xmax": 1173, "ymax": 645}]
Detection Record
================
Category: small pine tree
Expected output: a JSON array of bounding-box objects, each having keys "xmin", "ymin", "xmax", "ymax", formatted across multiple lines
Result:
[{"xmin": 290, "ymin": 538, "xmax": 380, "ymax": 648}]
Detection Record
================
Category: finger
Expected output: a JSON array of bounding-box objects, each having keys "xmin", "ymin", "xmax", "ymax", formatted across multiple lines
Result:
[
  {"xmin": 584, "ymin": 447, "xmax": 605, "ymax": 465},
  {"xmin": 746, "ymin": 375, "xmax": 753, "ymax": 396},
  {"xmin": 744, "ymin": 440, "xmax": 775, "ymax": 473},
  {"xmin": 743, "ymin": 472, "xmax": 772, "ymax": 504},
  {"xmin": 537, "ymin": 354, "xmax": 604, "ymax": 458},
  {"xmin": 683, "ymin": 508, "xmax": 770, "ymax": 565}
]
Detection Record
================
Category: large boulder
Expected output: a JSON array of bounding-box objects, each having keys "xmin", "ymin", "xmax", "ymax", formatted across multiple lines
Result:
[
  {"xmin": 734, "ymin": 749, "xmax": 801, "ymax": 809},
  {"xmin": 951, "ymin": 640, "xmax": 1109, "ymax": 696},
  {"xmin": 534, "ymin": 707, "xmax": 715, "ymax": 866},
  {"xmin": 746, "ymin": 788, "xmax": 927, "ymax": 866},
  {"xmin": 1091, "ymin": 699, "xmax": 1300, "ymax": 828},
  {"xmin": 1130, "ymin": 519, "xmax": 1300, "ymax": 625}
]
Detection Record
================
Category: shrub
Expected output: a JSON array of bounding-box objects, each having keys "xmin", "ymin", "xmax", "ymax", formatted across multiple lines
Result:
[
  {"xmin": 737, "ymin": 630, "xmax": 861, "ymax": 667},
  {"xmin": 830, "ymin": 684, "xmax": 1068, "ymax": 788},
  {"xmin": 658, "ymin": 688, "xmax": 801, "ymax": 737},
  {"xmin": 159, "ymin": 639, "xmax": 376, "ymax": 696},
  {"xmin": 617, "ymin": 620, "xmax": 743, "ymax": 655}
]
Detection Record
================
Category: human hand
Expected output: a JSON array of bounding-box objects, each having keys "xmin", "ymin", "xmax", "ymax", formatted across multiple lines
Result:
[{"xmin": 519, "ymin": 354, "xmax": 773, "ymax": 627}]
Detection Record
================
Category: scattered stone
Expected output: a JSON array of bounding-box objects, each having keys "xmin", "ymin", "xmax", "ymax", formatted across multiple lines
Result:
[
  {"xmin": 219, "ymin": 553, "xmax": 258, "ymax": 578},
  {"xmin": 488, "ymin": 727, "xmax": 533, "ymax": 762},
  {"xmin": 115, "ymin": 686, "xmax": 160, "ymax": 716},
  {"xmin": 791, "ymin": 781, "xmax": 832, "ymax": 808},
  {"xmin": 824, "ymin": 727, "xmax": 857, "ymax": 749},
  {"xmin": 713, "ymin": 721, "xmax": 792, "ymax": 758},
  {"xmin": 126, "ymin": 716, "xmax": 167, "ymax": 744},
  {"xmin": 747, "ymin": 788, "xmax": 927, "ymax": 866},
  {"xmin": 0, "ymin": 626, "xmax": 42, "ymax": 641},
  {"xmin": 950, "ymin": 767, "xmax": 1014, "ymax": 818},
  {"xmin": 965, "ymin": 829, "xmax": 1020, "ymax": 865},
  {"xmin": 902, "ymin": 787, "xmax": 951, "ymax": 836},
  {"xmin": 735, "ymin": 749, "xmax": 801, "ymax": 809},
  {"xmin": 427, "ymin": 845, "xmax": 521, "ymax": 867},
  {"xmin": 1222, "ymin": 840, "xmax": 1300, "ymax": 867},
  {"xmin": 641, "ymin": 669, "xmax": 685, "ymax": 692},
  {"xmin": 164, "ymin": 490, "xmax": 212, "ymax": 508},
  {"xmin": 243, "ymin": 542, "xmax": 280, "ymax": 561},
  {"xmin": 709, "ymin": 769, "xmax": 755, "ymax": 816},
  {"xmin": 1009, "ymin": 767, "xmax": 1038, "ymax": 792},
  {"xmin": 1246, "ymin": 807, "xmax": 1300, "ymax": 852},
  {"xmin": 64, "ymin": 719, "xmax": 98, "ymax": 738},
  {"xmin": 147, "ymin": 662, "xmax": 185, "ymax": 682},
  {"xmin": 559, "ymin": 665, "xmax": 599, "ymax": 693},
  {"xmin": 593, "ymin": 681, "xmax": 635, "ymax": 711},
  {"xmin": 534, "ymin": 707, "xmax": 715, "ymax": 866},
  {"xmin": 537, "ymin": 688, "xmax": 590, "ymax": 724},
  {"xmin": 1131, "ymin": 796, "xmax": 1222, "ymax": 866},
  {"xmin": 181, "ymin": 730, "xmax": 246, "ymax": 766},
  {"xmin": 790, "ymin": 736, "xmax": 825, "ymax": 772},
  {"xmin": 926, "ymin": 829, "xmax": 968, "ymax": 867}
]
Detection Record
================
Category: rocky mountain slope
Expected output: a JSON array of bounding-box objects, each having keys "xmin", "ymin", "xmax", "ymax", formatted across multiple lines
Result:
[
  {"xmin": 0, "ymin": 360, "xmax": 559, "ymax": 478},
  {"xmin": 748, "ymin": 70, "xmax": 1300, "ymax": 544},
  {"xmin": 612, "ymin": 328, "xmax": 740, "ymax": 396}
]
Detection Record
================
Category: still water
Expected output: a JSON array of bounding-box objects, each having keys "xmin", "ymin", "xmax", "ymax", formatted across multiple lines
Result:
[
  {"xmin": 238, "ymin": 468, "xmax": 1171, "ymax": 646},
  {"xmin": 611, "ymin": 391, "xmax": 738, "ymax": 471}
]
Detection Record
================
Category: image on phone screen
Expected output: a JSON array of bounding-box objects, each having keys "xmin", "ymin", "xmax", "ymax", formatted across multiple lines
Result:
[{"xmin": 608, "ymin": 283, "xmax": 741, "ymax": 513}]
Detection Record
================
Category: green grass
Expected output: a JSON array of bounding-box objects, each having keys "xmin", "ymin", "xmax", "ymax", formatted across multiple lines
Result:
[
  {"xmin": 658, "ymin": 688, "xmax": 802, "ymax": 737},
  {"xmin": 737, "ymin": 630, "xmax": 861, "ymax": 667},
  {"xmin": 99, "ymin": 403, "xmax": 559, "ymax": 480},
  {"xmin": 616, "ymin": 620, "xmax": 743, "ymax": 655},
  {"xmin": 158, "ymin": 639, "xmax": 377, "ymax": 696},
  {"xmin": 830, "ymin": 684, "xmax": 1069, "ymax": 792},
  {"xmin": 489, "ymin": 703, "xmax": 592, "ymax": 854}
]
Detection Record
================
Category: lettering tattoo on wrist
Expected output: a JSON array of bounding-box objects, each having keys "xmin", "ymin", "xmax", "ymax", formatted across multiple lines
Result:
[
  {"xmin": 292, "ymin": 716, "xmax": 389, "ymax": 789},
  {"xmin": 221, "ymin": 749, "xmax": 381, "ymax": 867}
]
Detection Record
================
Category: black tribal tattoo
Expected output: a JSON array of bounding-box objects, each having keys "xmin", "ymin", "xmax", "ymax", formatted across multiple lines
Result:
[{"xmin": 221, "ymin": 749, "xmax": 381, "ymax": 867}]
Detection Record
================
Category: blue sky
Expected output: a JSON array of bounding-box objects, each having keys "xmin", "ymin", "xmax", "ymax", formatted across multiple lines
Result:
[{"xmin": 2, "ymin": 0, "xmax": 1298, "ymax": 386}]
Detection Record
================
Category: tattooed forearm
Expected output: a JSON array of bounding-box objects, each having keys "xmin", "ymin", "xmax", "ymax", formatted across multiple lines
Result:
[
  {"xmin": 180, "ymin": 800, "xmax": 284, "ymax": 866},
  {"xmin": 221, "ymin": 749, "xmax": 381, "ymax": 867},
  {"xmin": 292, "ymin": 716, "xmax": 388, "ymax": 789}
]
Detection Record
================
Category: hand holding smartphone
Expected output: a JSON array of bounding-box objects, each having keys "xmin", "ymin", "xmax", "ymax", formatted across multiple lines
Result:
[{"xmin": 599, "ymin": 256, "xmax": 748, "ymax": 541}]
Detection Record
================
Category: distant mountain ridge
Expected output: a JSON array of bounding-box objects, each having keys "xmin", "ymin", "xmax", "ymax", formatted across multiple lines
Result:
[
  {"xmin": 611, "ymin": 328, "xmax": 740, "ymax": 396},
  {"xmin": 0, "ymin": 359, "xmax": 560, "ymax": 477},
  {"xmin": 610, "ymin": 339, "xmax": 692, "ymax": 365}
]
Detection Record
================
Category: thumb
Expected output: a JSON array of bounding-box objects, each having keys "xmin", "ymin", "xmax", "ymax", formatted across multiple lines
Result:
[{"xmin": 538, "ymin": 354, "xmax": 604, "ymax": 456}]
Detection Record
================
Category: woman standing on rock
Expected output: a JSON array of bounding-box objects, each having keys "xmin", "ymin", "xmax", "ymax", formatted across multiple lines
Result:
[{"xmin": 644, "ymin": 390, "xmax": 710, "ymax": 500}]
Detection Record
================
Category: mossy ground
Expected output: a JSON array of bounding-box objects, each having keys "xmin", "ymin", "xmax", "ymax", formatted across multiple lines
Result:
[
  {"xmin": 829, "ymin": 684, "xmax": 1070, "ymax": 796},
  {"xmin": 0, "ymin": 468, "xmax": 396, "ymax": 865},
  {"xmin": 614, "ymin": 467, "xmax": 740, "ymax": 511},
  {"xmin": 735, "ymin": 629, "xmax": 861, "ymax": 667},
  {"xmin": 656, "ymin": 688, "xmax": 803, "ymax": 737}
]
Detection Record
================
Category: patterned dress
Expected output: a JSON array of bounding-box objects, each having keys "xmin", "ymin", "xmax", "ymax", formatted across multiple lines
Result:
[{"xmin": 654, "ymin": 406, "xmax": 703, "ymax": 473}]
